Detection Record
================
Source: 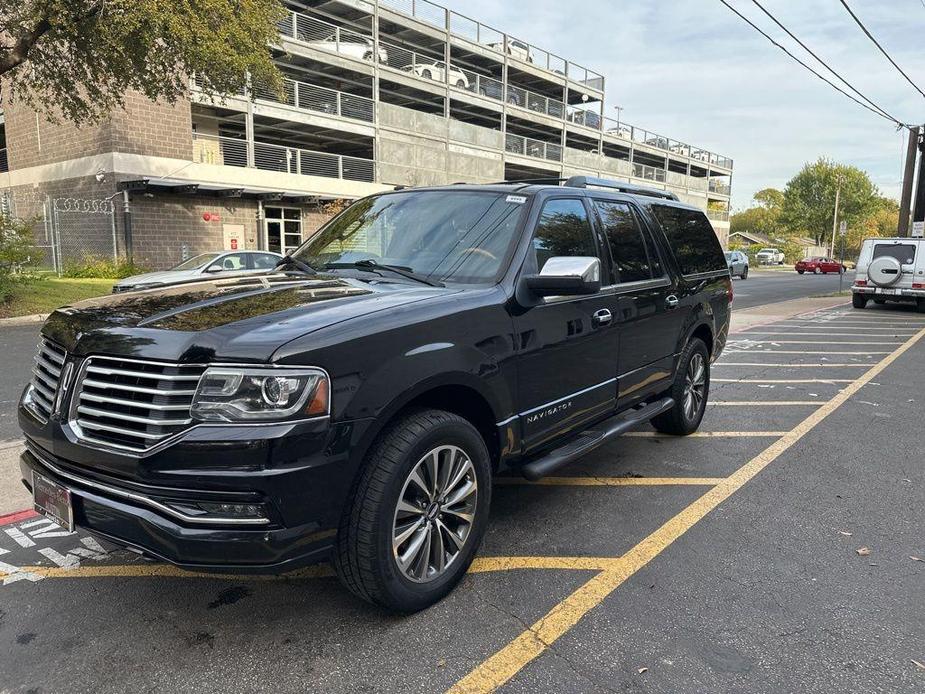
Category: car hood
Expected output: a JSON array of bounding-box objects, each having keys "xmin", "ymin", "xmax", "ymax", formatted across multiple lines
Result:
[
  {"xmin": 42, "ymin": 273, "xmax": 459, "ymax": 363},
  {"xmin": 115, "ymin": 270, "xmax": 199, "ymax": 286}
]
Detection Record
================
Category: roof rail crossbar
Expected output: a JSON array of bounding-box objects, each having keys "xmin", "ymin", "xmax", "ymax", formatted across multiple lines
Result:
[
  {"xmin": 488, "ymin": 177, "xmax": 569, "ymax": 186},
  {"xmin": 564, "ymin": 175, "xmax": 679, "ymax": 201}
]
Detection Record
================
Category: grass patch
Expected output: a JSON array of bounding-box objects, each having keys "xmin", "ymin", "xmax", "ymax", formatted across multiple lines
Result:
[{"xmin": 0, "ymin": 277, "xmax": 114, "ymax": 318}]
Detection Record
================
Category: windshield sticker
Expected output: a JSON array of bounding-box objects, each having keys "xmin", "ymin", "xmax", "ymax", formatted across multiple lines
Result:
[{"xmin": 506, "ymin": 195, "xmax": 527, "ymax": 204}]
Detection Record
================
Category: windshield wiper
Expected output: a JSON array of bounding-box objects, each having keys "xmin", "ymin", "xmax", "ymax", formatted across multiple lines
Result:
[
  {"xmin": 274, "ymin": 255, "xmax": 318, "ymax": 276},
  {"xmin": 325, "ymin": 259, "xmax": 444, "ymax": 287}
]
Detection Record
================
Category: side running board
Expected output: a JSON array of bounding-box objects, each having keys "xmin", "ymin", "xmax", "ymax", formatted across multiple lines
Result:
[{"xmin": 519, "ymin": 397, "xmax": 675, "ymax": 481}]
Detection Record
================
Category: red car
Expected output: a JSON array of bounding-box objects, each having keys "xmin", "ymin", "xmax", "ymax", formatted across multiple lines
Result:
[{"xmin": 795, "ymin": 257, "xmax": 846, "ymax": 275}]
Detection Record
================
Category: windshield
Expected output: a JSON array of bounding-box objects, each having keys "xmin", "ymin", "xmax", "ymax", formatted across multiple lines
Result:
[
  {"xmin": 758, "ymin": 248, "xmax": 775, "ymax": 254},
  {"xmin": 171, "ymin": 253, "xmax": 221, "ymax": 271},
  {"xmin": 725, "ymin": 252, "xmax": 733, "ymax": 260},
  {"xmin": 293, "ymin": 191, "xmax": 527, "ymax": 284}
]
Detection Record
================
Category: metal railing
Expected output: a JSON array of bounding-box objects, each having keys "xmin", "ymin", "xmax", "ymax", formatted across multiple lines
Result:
[
  {"xmin": 632, "ymin": 162, "xmax": 666, "ymax": 183},
  {"xmin": 0, "ymin": 148, "xmax": 7, "ymax": 173},
  {"xmin": 253, "ymin": 78, "xmax": 374, "ymax": 122},
  {"xmin": 706, "ymin": 209, "xmax": 730, "ymax": 222},
  {"xmin": 450, "ymin": 64, "xmax": 505, "ymax": 101},
  {"xmin": 506, "ymin": 85, "xmax": 565, "ymax": 119},
  {"xmin": 709, "ymin": 180, "xmax": 731, "ymax": 195},
  {"xmin": 278, "ymin": 10, "xmax": 383, "ymax": 64},
  {"xmin": 505, "ymin": 133, "xmax": 562, "ymax": 162},
  {"xmin": 567, "ymin": 107, "xmax": 603, "ymax": 130},
  {"xmin": 192, "ymin": 133, "xmax": 375, "ymax": 182},
  {"xmin": 602, "ymin": 116, "xmax": 732, "ymax": 170},
  {"xmin": 378, "ymin": 0, "xmax": 601, "ymax": 88}
]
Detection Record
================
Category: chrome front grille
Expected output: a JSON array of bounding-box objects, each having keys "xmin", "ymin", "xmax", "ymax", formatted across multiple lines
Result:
[
  {"xmin": 72, "ymin": 356, "xmax": 206, "ymax": 452},
  {"xmin": 28, "ymin": 339, "xmax": 67, "ymax": 421}
]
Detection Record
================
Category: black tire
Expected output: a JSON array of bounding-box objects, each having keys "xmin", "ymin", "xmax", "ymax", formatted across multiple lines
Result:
[
  {"xmin": 454, "ymin": 79, "xmax": 466, "ymax": 88},
  {"xmin": 814, "ymin": 267, "xmax": 821, "ymax": 275},
  {"xmin": 333, "ymin": 409, "xmax": 491, "ymax": 612},
  {"xmin": 797, "ymin": 269, "xmax": 804, "ymax": 275},
  {"xmin": 652, "ymin": 338, "xmax": 710, "ymax": 436},
  {"xmin": 740, "ymin": 266, "xmax": 748, "ymax": 280},
  {"xmin": 917, "ymin": 299, "xmax": 925, "ymax": 314},
  {"xmin": 852, "ymin": 293, "xmax": 868, "ymax": 309}
]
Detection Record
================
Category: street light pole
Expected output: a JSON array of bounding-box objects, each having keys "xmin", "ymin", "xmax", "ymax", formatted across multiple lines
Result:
[{"xmin": 829, "ymin": 175, "xmax": 842, "ymax": 258}]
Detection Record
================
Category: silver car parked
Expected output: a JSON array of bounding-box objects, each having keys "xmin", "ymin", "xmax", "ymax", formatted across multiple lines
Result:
[
  {"xmin": 113, "ymin": 251, "xmax": 283, "ymax": 293},
  {"xmin": 725, "ymin": 250, "xmax": 749, "ymax": 279}
]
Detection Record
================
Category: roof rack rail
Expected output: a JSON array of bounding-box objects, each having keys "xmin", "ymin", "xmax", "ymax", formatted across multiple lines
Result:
[
  {"xmin": 564, "ymin": 175, "xmax": 679, "ymax": 201},
  {"xmin": 489, "ymin": 177, "xmax": 569, "ymax": 187}
]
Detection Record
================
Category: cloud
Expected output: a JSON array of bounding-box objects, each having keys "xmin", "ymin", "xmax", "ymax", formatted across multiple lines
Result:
[{"xmin": 439, "ymin": 0, "xmax": 922, "ymax": 208}]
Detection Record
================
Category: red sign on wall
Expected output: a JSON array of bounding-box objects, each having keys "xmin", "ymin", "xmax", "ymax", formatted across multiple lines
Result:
[
  {"xmin": 202, "ymin": 212, "xmax": 222, "ymax": 222},
  {"xmin": 230, "ymin": 238, "xmax": 238, "ymax": 250}
]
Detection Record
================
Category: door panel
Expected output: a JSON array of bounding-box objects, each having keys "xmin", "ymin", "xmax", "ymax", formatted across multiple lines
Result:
[{"xmin": 514, "ymin": 197, "xmax": 619, "ymax": 452}]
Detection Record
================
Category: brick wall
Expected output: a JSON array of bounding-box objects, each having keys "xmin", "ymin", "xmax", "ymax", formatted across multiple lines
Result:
[
  {"xmin": 110, "ymin": 91, "xmax": 193, "ymax": 161},
  {"xmin": 2, "ymin": 94, "xmax": 113, "ymax": 171}
]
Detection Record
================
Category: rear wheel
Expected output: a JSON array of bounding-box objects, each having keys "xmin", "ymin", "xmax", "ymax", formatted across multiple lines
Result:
[
  {"xmin": 852, "ymin": 293, "xmax": 868, "ymax": 309},
  {"xmin": 333, "ymin": 409, "xmax": 491, "ymax": 612},
  {"xmin": 652, "ymin": 338, "xmax": 709, "ymax": 436},
  {"xmin": 741, "ymin": 266, "xmax": 748, "ymax": 279},
  {"xmin": 797, "ymin": 269, "xmax": 804, "ymax": 275},
  {"xmin": 917, "ymin": 299, "xmax": 925, "ymax": 314}
]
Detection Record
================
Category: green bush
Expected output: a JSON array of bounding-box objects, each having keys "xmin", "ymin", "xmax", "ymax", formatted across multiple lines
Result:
[
  {"xmin": 62, "ymin": 257, "xmax": 147, "ymax": 279},
  {"xmin": 0, "ymin": 213, "xmax": 39, "ymax": 303}
]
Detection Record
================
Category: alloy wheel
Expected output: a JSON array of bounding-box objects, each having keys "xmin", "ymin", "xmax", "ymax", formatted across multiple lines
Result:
[
  {"xmin": 682, "ymin": 352, "xmax": 706, "ymax": 422},
  {"xmin": 391, "ymin": 445, "xmax": 478, "ymax": 583}
]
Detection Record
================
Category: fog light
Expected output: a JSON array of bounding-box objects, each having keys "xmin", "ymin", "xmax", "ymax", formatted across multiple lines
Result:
[{"xmin": 163, "ymin": 500, "xmax": 270, "ymax": 522}]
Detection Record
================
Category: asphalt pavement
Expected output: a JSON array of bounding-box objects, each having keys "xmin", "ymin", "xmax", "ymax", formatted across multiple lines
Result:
[
  {"xmin": 732, "ymin": 267, "xmax": 846, "ymax": 309},
  {"xmin": 1, "ymin": 303, "xmax": 923, "ymax": 693}
]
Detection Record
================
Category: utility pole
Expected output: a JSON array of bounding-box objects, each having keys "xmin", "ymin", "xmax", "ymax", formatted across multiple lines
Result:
[
  {"xmin": 829, "ymin": 175, "xmax": 842, "ymax": 258},
  {"xmin": 912, "ymin": 131, "xmax": 925, "ymax": 238},
  {"xmin": 898, "ymin": 125, "xmax": 920, "ymax": 236}
]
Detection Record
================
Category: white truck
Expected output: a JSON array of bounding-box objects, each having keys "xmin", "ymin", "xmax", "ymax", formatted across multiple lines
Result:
[
  {"xmin": 852, "ymin": 237, "xmax": 925, "ymax": 312},
  {"xmin": 755, "ymin": 247, "xmax": 785, "ymax": 265}
]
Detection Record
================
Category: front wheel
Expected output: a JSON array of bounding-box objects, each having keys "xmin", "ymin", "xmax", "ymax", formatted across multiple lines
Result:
[
  {"xmin": 814, "ymin": 267, "xmax": 822, "ymax": 275},
  {"xmin": 852, "ymin": 293, "xmax": 868, "ymax": 309},
  {"xmin": 741, "ymin": 266, "xmax": 749, "ymax": 279},
  {"xmin": 333, "ymin": 409, "xmax": 491, "ymax": 612},
  {"xmin": 797, "ymin": 269, "xmax": 805, "ymax": 274},
  {"xmin": 652, "ymin": 338, "xmax": 710, "ymax": 436}
]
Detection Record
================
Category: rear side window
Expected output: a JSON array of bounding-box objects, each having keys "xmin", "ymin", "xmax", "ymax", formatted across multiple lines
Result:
[
  {"xmin": 650, "ymin": 205, "xmax": 726, "ymax": 276},
  {"xmin": 594, "ymin": 200, "xmax": 655, "ymax": 283},
  {"xmin": 873, "ymin": 244, "xmax": 915, "ymax": 264},
  {"xmin": 531, "ymin": 198, "xmax": 597, "ymax": 271},
  {"xmin": 251, "ymin": 254, "xmax": 279, "ymax": 269}
]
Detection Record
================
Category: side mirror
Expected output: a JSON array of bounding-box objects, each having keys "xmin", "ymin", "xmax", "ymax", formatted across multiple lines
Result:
[
  {"xmin": 204, "ymin": 264, "xmax": 223, "ymax": 273},
  {"xmin": 525, "ymin": 256, "xmax": 601, "ymax": 297}
]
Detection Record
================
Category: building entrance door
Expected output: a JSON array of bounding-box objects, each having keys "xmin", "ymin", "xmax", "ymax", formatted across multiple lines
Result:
[{"xmin": 265, "ymin": 207, "xmax": 303, "ymax": 255}]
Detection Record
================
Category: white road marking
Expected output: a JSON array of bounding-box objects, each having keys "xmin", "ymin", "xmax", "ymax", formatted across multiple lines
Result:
[
  {"xmin": 80, "ymin": 536, "xmax": 107, "ymax": 554},
  {"xmin": 738, "ymin": 332, "xmax": 916, "ymax": 337},
  {"xmin": 38, "ymin": 547, "xmax": 80, "ymax": 569},
  {"xmin": 715, "ymin": 363, "xmax": 868, "ymax": 368},
  {"xmin": 0, "ymin": 560, "xmax": 42, "ymax": 584},
  {"xmin": 724, "ymin": 350, "xmax": 890, "ymax": 355},
  {"xmin": 20, "ymin": 518, "xmax": 52, "ymax": 529},
  {"xmin": 3, "ymin": 527, "xmax": 35, "ymax": 548}
]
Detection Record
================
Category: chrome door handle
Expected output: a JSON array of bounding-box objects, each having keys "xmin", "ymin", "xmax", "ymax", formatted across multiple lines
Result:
[
  {"xmin": 666, "ymin": 294, "xmax": 679, "ymax": 309},
  {"xmin": 592, "ymin": 309, "xmax": 613, "ymax": 326}
]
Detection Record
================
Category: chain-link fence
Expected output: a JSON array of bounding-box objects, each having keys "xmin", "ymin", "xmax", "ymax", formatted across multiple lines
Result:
[{"xmin": 39, "ymin": 197, "xmax": 119, "ymax": 274}]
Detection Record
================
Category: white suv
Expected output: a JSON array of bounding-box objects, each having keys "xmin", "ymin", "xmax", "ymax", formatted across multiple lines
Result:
[
  {"xmin": 852, "ymin": 237, "xmax": 925, "ymax": 312},
  {"xmin": 756, "ymin": 247, "xmax": 785, "ymax": 265}
]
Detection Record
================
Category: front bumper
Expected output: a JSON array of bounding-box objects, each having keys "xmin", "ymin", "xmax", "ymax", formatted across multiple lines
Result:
[{"xmin": 18, "ymin": 413, "xmax": 375, "ymax": 573}]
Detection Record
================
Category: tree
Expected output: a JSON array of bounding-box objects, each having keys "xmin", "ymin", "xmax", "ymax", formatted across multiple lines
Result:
[
  {"xmin": 0, "ymin": 212, "xmax": 38, "ymax": 302},
  {"xmin": 730, "ymin": 188, "xmax": 784, "ymax": 239},
  {"xmin": 0, "ymin": 0, "xmax": 284, "ymax": 124},
  {"xmin": 780, "ymin": 158, "xmax": 880, "ymax": 247},
  {"xmin": 844, "ymin": 196, "xmax": 898, "ymax": 257}
]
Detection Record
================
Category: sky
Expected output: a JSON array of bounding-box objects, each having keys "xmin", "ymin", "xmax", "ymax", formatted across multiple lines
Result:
[{"xmin": 438, "ymin": 0, "xmax": 925, "ymax": 210}]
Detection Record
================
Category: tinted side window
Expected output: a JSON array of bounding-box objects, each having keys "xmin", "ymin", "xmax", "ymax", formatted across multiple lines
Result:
[
  {"xmin": 252, "ymin": 254, "xmax": 279, "ymax": 269},
  {"xmin": 873, "ymin": 244, "xmax": 915, "ymax": 264},
  {"xmin": 594, "ymin": 201, "xmax": 653, "ymax": 283},
  {"xmin": 650, "ymin": 205, "xmax": 726, "ymax": 275},
  {"xmin": 531, "ymin": 199, "xmax": 597, "ymax": 271}
]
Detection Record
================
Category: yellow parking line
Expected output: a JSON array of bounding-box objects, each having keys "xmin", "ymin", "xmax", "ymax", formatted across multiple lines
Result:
[
  {"xmin": 0, "ymin": 556, "xmax": 624, "ymax": 582},
  {"xmin": 447, "ymin": 323, "xmax": 925, "ymax": 694},
  {"xmin": 623, "ymin": 430, "xmax": 787, "ymax": 437},
  {"xmin": 712, "ymin": 378, "xmax": 853, "ymax": 383},
  {"xmin": 715, "ymin": 363, "xmax": 868, "ymax": 367},
  {"xmin": 496, "ymin": 477, "xmax": 723, "ymax": 487},
  {"xmin": 709, "ymin": 401, "xmax": 822, "ymax": 406}
]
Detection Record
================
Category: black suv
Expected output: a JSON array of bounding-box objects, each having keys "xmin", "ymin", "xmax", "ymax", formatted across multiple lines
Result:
[{"xmin": 18, "ymin": 176, "xmax": 731, "ymax": 611}]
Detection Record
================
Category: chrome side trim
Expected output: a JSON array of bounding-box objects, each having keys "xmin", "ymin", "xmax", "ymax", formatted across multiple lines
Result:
[
  {"xmin": 518, "ymin": 378, "xmax": 617, "ymax": 417},
  {"xmin": 24, "ymin": 443, "xmax": 271, "ymax": 526}
]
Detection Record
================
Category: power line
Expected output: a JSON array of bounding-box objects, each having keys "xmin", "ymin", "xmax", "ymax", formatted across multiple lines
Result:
[
  {"xmin": 838, "ymin": 0, "xmax": 925, "ymax": 101},
  {"xmin": 717, "ymin": 0, "xmax": 909, "ymax": 128},
  {"xmin": 748, "ymin": 0, "xmax": 903, "ymax": 124}
]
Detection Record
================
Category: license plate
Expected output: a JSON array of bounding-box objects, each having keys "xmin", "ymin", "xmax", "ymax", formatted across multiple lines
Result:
[
  {"xmin": 32, "ymin": 471, "xmax": 74, "ymax": 532},
  {"xmin": 876, "ymin": 288, "xmax": 897, "ymax": 295}
]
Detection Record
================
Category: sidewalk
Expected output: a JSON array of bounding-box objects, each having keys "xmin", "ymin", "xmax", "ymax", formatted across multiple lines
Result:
[
  {"xmin": 0, "ymin": 295, "xmax": 855, "ymax": 518},
  {"xmin": 730, "ymin": 295, "xmax": 849, "ymax": 333}
]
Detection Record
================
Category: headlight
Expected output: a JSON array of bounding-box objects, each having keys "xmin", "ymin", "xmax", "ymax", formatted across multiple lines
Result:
[{"xmin": 190, "ymin": 367, "xmax": 329, "ymax": 422}]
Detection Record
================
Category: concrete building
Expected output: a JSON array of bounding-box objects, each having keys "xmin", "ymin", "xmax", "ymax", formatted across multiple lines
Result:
[{"xmin": 0, "ymin": 0, "xmax": 732, "ymax": 270}]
